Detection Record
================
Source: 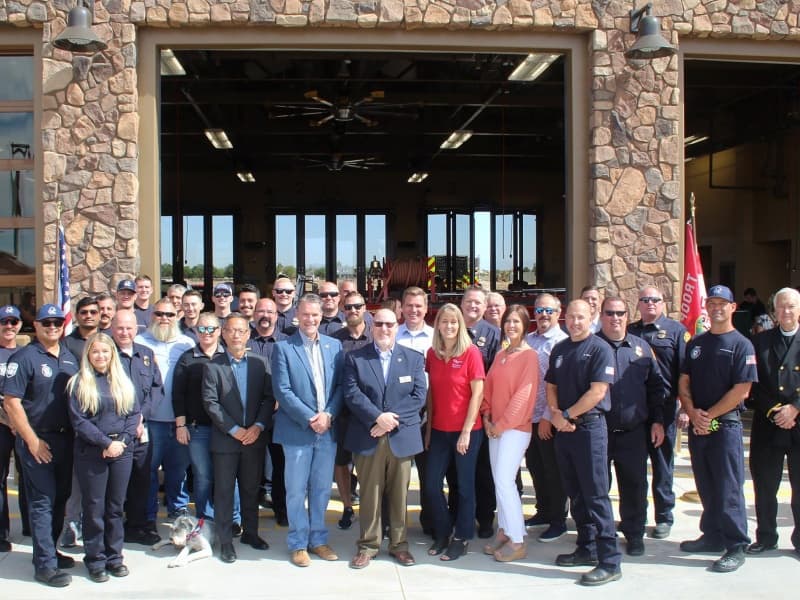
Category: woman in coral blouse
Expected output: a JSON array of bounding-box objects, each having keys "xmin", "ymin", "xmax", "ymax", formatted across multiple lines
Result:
[{"xmin": 481, "ymin": 304, "xmax": 539, "ymax": 562}]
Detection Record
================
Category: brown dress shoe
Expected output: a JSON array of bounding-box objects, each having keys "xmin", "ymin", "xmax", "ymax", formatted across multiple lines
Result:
[
  {"xmin": 349, "ymin": 552, "xmax": 372, "ymax": 569},
  {"xmin": 309, "ymin": 544, "xmax": 338, "ymax": 561},
  {"xmin": 290, "ymin": 549, "xmax": 311, "ymax": 567},
  {"xmin": 389, "ymin": 550, "xmax": 416, "ymax": 566}
]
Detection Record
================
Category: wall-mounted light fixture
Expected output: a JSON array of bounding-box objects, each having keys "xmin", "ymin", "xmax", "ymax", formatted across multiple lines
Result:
[
  {"xmin": 53, "ymin": 1, "xmax": 107, "ymax": 53},
  {"xmin": 625, "ymin": 3, "xmax": 676, "ymax": 60}
]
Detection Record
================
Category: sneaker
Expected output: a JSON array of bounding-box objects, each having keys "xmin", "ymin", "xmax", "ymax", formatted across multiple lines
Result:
[
  {"xmin": 59, "ymin": 521, "xmax": 80, "ymax": 548},
  {"xmin": 525, "ymin": 513, "xmax": 549, "ymax": 528},
  {"xmin": 338, "ymin": 507, "xmax": 354, "ymax": 530},
  {"xmin": 539, "ymin": 523, "xmax": 567, "ymax": 543}
]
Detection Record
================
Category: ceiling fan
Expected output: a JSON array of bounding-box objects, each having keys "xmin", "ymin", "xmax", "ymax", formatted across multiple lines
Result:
[{"xmin": 299, "ymin": 152, "xmax": 388, "ymax": 172}]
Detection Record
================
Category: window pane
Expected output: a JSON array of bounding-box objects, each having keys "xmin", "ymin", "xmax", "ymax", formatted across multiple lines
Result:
[
  {"xmin": 0, "ymin": 113, "xmax": 34, "ymax": 155},
  {"xmin": 495, "ymin": 213, "xmax": 513, "ymax": 291},
  {"xmin": 364, "ymin": 214, "xmax": 386, "ymax": 280},
  {"xmin": 521, "ymin": 214, "xmax": 537, "ymax": 285},
  {"xmin": 474, "ymin": 211, "xmax": 491, "ymax": 288},
  {"xmin": 427, "ymin": 213, "xmax": 447, "ymax": 257},
  {"xmin": 160, "ymin": 216, "xmax": 173, "ymax": 282},
  {"xmin": 336, "ymin": 214, "xmax": 357, "ymax": 281},
  {"xmin": 305, "ymin": 215, "xmax": 326, "ymax": 280},
  {"xmin": 0, "ymin": 168, "xmax": 34, "ymax": 217},
  {"xmin": 182, "ymin": 215, "xmax": 204, "ymax": 289},
  {"xmin": 212, "ymin": 215, "xmax": 233, "ymax": 285},
  {"xmin": 0, "ymin": 56, "xmax": 33, "ymax": 101},
  {"xmin": 0, "ymin": 285, "xmax": 35, "ymax": 331},
  {"xmin": 454, "ymin": 214, "xmax": 470, "ymax": 290},
  {"xmin": 0, "ymin": 228, "xmax": 35, "ymax": 269},
  {"xmin": 275, "ymin": 215, "xmax": 296, "ymax": 279}
]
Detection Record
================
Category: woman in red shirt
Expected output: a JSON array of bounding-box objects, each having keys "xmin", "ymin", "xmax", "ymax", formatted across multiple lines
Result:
[
  {"xmin": 481, "ymin": 305, "xmax": 539, "ymax": 562},
  {"xmin": 424, "ymin": 303, "xmax": 485, "ymax": 561}
]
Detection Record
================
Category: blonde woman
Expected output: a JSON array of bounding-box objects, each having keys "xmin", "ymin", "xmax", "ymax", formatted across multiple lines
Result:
[
  {"xmin": 67, "ymin": 333, "xmax": 139, "ymax": 583},
  {"xmin": 424, "ymin": 304, "xmax": 485, "ymax": 561},
  {"xmin": 481, "ymin": 305, "xmax": 539, "ymax": 562}
]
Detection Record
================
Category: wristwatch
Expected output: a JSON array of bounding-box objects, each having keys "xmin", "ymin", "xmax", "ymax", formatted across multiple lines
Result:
[{"xmin": 561, "ymin": 409, "xmax": 571, "ymax": 421}]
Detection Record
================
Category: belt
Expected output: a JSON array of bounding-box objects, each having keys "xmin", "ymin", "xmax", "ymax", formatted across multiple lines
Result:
[
  {"xmin": 609, "ymin": 422, "xmax": 646, "ymax": 434},
  {"xmin": 716, "ymin": 411, "xmax": 741, "ymax": 424},
  {"xmin": 572, "ymin": 413, "xmax": 602, "ymax": 426},
  {"xmin": 36, "ymin": 427, "xmax": 70, "ymax": 434},
  {"xmin": 107, "ymin": 433, "xmax": 122, "ymax": 439}
]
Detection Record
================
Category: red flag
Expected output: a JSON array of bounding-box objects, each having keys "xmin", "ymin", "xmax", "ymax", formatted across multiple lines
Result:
[{"xmin": 680, "ymin": 219, "xmax": 709, "ymax": 335}]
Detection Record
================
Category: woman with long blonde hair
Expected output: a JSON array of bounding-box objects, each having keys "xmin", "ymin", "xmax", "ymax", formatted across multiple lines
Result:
[{"xmin": 67, "ymin": 333, "xmax": 139, "ymax": 583}]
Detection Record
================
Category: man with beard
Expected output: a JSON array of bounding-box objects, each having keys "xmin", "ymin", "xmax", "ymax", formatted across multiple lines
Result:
[
  {"xmin": 237, "ymin": 284, "xmax": 260, "ymax": 325},
  {"xmin": 135, "ymin": 298, "xmax": 195, "ymax": 525},
  {"xmin": 179, "ymin": 289, "xmax": 204, "ymax": 343},
  {"xmin": 96, "ymin": 292, "xmax": 116, "ymax": 335}
]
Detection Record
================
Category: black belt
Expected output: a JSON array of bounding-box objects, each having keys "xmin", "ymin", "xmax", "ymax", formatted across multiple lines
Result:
[
  {"xmin": 107, "ymin": 433, "xmax": 122, "ymax": 440},
  {"xmin": 716, "ymin": 411, "xmax": 741, "ymax": 424},
  {"xmin": 36, "ymin": 427, "xmax": 70, "ymax": 434},
  {"xmin": 573, "ymin": 413, "xmax": 602, "ymax": 426}
]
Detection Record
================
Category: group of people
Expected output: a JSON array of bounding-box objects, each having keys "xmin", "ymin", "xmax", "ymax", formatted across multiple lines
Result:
[{"xmin": 0, "ymin": 275, "xmax": 798, "ymax": 589}]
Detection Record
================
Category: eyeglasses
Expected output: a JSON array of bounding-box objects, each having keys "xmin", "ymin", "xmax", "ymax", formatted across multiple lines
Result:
[
  {"xmin": 79, "ymin": 309, "xmax": 99, "ymax": 316},
  {"xmin": 214, "ymin": 292, "xmax": 231, "ymax": 298},
  {"xmin": 639, "ymin": 296, "xmax": 662, "ymax": 304},
  {"xmin": 603, "ymin": 310, "xmax": 627, "ymax": 317},
  {"xmin": 154, "ymin": 311, "xmax": 177, "ymax": 318},
  {"xmin": 374, "ymin": 321, "xmax": 396, "ymax": 328},
  {"xmin": 197, "ymin": 325, "xmax": 219, "ymax": 334},
  {"xmin": 0, "ymin": 318, "xmax": 20, "ymax": 326},
  {"xmin": 344, "ymin": 303, "xmax": 365, "ymax": 311},
  {"xmin": 534, "ymin": 307, "xmax": 556, "ymax": 315},
  {"xmin": 39, "ymin": 319, "xmax": 65, "ymax": 328},
  {"xmin": 319, "ymin": 291, "xmax": 339, "ymax": 298},
  {"xmin": 224, "ymin": 328, "xmax": 249, "ymax": 336},
  {"xmin": 274, "ymin": 288, "xmax": 294, "ymax": 295}
]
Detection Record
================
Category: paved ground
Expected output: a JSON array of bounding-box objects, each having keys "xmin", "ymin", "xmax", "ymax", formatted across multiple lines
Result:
[{"xmin": 0, "ymin": 430, "xmax": 797, "ymax": 599}]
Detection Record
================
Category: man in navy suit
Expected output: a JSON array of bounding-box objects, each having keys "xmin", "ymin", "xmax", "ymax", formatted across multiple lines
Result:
[
  {"xmin": 202, "ymin": 313, "xmax": 275, "ymax": 564},
  {"xmin": 272, "ymin": 294, "xmax": 344, "ymax": 567},
  {"xmin": 343, "ymin": 309, "xmax": 426, "ymax": 569}
]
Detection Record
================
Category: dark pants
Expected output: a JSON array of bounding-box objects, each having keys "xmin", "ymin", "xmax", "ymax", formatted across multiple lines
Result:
[
  {"xmin": 526, "ymin": 422, "xmax": 567, "ymax": 526},
  {"xmin": 16, "ymin": 432, "xmax": 73, "ymax": 572},
  {"xmin": 213, "ymin": 441, "xmax": 265, "ymax": 545},
  {"xmin": 749, "ymin": 415, "xmax": 800, "ymax": 549},
  {"xmin": 437, "ymin": 431, "xmax": 495, "ymax": 529},
  {"xmin": 267, "ymin": 439, "xmax": 286, "ymax": 519},
  {"xmin": 0, "ymin": 424, "xmax": 13, "ymax": 540},
  {"xmin": 607, "ymin": 424, "xmax": 648, "ymax": 540},
  {"xmin": 76, "ymin": 445, "xmax": 133, "ymax": 571},
  {"xmin": 688, "ymin": 422, "xmax": 750, "ymax": 551},
  {"xmin": 416, "ymin": 425, "xmax": 457, "ymax": 533},
  {"xmin": 648, "ymin": 403, "xmax": 677, "ymax": 525},
  {"xmin": 555, "ymin": 417, "xmax": 621, "ymax": 571},
  {"xmin": 423, "ymin": 428, "xmax": 481, "ymax": 541},
  {"xmin": 124, "ymin": 438, "xmax": 152, "ymax": 531},
  {"xmin": 14, "ymin": 446, "xmax": 29, "ymax": 534}
]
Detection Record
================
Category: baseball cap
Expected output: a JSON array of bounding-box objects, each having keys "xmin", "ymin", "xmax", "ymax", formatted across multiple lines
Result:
[
  {"xmin": 707, "ymin": 285, "xmax": 734, "ymax": 303},
  {"xmin": 35, "ymin": 304, "xmax": 65, "ymax": 321},
  {"xmin": 0, "ymin": 305, "xmax": 21, "ymax": 320},
  {"xmin": 213, "ymin": 283, "xmax": 233, "ymax": 296},
  {"xmin": 117, "ymin": 279, "xmax": 136, "ymax": 293}
]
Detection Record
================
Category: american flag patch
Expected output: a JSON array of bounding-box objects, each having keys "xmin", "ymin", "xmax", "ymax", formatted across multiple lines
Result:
[
  {"xmin": 746, "ymin": 355, "xmax": 757, "ymax": 365},
  {"xmin": 605, "ymin": 366, "xmax": 615, "ymax": 376}
]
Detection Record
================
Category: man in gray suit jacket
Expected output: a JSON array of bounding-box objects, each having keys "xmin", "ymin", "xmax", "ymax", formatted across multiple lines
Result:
[
  {"xmin": 272, "ymin": 294, "xmax": 344, "ymax": 567},
  {"xmin": 202, "ymin": 313, "xmax": 274, "ymax": 564},
  {"xmin": 343, "ymin": 309, "xmax": 426, "ymax": 569}
]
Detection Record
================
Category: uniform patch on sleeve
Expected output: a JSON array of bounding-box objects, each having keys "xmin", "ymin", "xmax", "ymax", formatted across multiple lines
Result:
[
  {"xmin": 746, "ymin": 354, "xmax": 757, "ymax": 365},
  {"xmin": 5, "ymin": 362, "xmax": 18, "ymax": 378},
  {"xmin": 605, "ymin": 366, "xmax": 615, "ymax": 376}
]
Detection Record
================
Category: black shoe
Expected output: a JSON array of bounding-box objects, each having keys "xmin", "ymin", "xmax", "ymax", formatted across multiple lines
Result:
[
  {"xmin": 241, "ymin": 533, "xmax": 269, "ymax": 550},
  {"xmin": 35, "ymin": 568, "xmax": 71, "ymax": 587},
  {"xmin": 124, "ymin": 528, "xmax": 161, "ymax": 546},
  {"xmin": 167, "ymin": 507, "xmax": 189, "ymax": 519},
  {"xmin": 680, "ymin": 536, "xmax": 725, "ymax": 554},
  {"xmin": 626, "ymin": 538, "xmax": 645, "ymax": 556},
  {"xmin": 220, "ymin": 542, "xmax": 237, "ymax": 563},
  {"xmin": 108, "ymin": 564, "xmax": 129, "ymax": 577},
  {"xmin": 580, "ymin": 566, "xmax": 622, "ymax": 586},
  {"xmin": 556, "ymin": 550, "xmax": 599, "ymax": 567},
  {"xmin": 651, "ymin": 523, "xmax": 671, "ymax": 539},
  {"xmin": 712, "ymin": 547, "xmax": 746, "ymax": 573},
  {"xmin": 338, "ymin": 507, "xmax": 354, "ymax": 530},
  {"xmin": 746, "ymin": 541, "xmax": 777, "ymax": 554},
  {"xmin": 275, "ymin": 513, "xmax": 289, "ymax": 527},
  {"xmin": 88, "ymin": 569, "xmax": 109, "ymax": 583},
  {"xmin": 477, "ymin": 523, "xmax": 494, "ymax": 539},
  {"xmin": 56, "ymin": 552, "xmax": 75, "ymax": 569},
  {"xmin": 525, "ymin": 513, "xmax": 549, "ymax": 528},
  {"xmin": 232, "ymin": 523, "xmax": 243, "ymax": 538},
  {"xmin": 0, "ymin": 539, "xmax": 10, "ymax": 552}
]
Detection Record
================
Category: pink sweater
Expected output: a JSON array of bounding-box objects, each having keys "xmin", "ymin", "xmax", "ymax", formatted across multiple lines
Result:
[{"xmin": 481, "ymin": 347, "xmax": 539, "ymax": 434}]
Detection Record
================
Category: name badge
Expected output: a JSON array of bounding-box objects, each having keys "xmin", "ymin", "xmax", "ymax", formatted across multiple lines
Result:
[{"xmin": 398, "ymin": 375, "xmax": 412, "ymax": 383}]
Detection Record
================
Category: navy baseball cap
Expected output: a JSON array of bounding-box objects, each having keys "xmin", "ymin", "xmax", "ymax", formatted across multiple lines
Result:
[
  {"xmin": 213, "ymin": 283, "xmax": 233, "ymax": 296},
  {"xmin": 0, "ymin": 305, "xmax": 21, "ymax": 320},
  {"xmin": 35, "ymin": 304, "xmax": 65, "ymax": 321},
  {"xmin": 117, "ymin": 279, "xmax": 136, "ymax": 293},
  {"xmin": 707, "ymin": 285, "xmax": 734, "ymax": 303}
]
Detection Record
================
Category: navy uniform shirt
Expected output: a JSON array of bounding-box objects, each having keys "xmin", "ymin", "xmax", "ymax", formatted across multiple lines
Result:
[
  {"xmin": 178, "ymin": 319, "xmax": 199, "ymax": 344},
  {"xmin": 0, "ymin": 345, "xmax": 17, "ymax": 426},
  {"xmin": 319, "ymin": 312, "xmax": 346, "ymax": 336},
  {"xmin": 597, "ymin": 332, "xmax": 667, "ymax": 429},
  {"xmin": 276, "ymin": 306, "xmax": 298, "ymax": 336},
  {"xmin": 62, "ymin": 328, "xmax": 92, "ymax": 364},
  {"xmin": 682, "ymin": 330, "xmax": 758, "ymax": 411},
  {"xmin": 332, "ymin": 326, "xmax": 373, "ymax": 354},
  {"xmin": 249, "ymin": 329, "xmax": 287, "ymax": 365},
  {"xmin": 134, "ymin": 304, "xmax": 154, "ymax": 333},
  {"xmin": 117, "ymin": 342, "xmax": 163, "ymax": 422},
  {"xmin": 4, "ymin": 341, "xmax": 79, "ymax": 431},
  {"xmin": 68, "ymin": 373, "xmax": 141, "ymax": 449},
  {"xmin": 628, "ymin": 314, "xmax": 688, "ymax": 401},
  {"xmin": 546, "ymin": 334, "xmax": 615, "ymax": 413},
  {"xmin": 467, "ymin": 320, "xmax": 501, "ymax": 372}
]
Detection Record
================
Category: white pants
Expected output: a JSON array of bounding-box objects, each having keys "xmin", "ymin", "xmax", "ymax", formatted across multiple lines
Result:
[{"xmin": 489, "ymin": 429, "xmax": 532, "ymax": 543}]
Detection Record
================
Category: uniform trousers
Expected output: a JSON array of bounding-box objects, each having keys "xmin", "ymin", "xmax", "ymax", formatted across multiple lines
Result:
[
  {"xmin": 0, "ymin": 424, "xmax": 13, "ymax": 540},
  {"xmin": 489, "ymin": 429, "xmax": 531, "ymax": 543},
  {"xmin": 353, "ymin": 436, "xmax": 412, "ymax": 556},
  {"xmin": 607, "ymin": 424, "xmax": 648, "ymax": 540},
  {"xmin": 525, "ymin": 423, "xmax": 567, "ymax": 526},
  {"xmin": 648, "ymin": 403, "xmax": 677, "ymax": 525},
  {"xmin": 76, "ymin": 445, "xmax": 133, "ymax": 571},
  {"xmin": 125, "ymin": 437, "xmax": 152, "ymax": 531}
]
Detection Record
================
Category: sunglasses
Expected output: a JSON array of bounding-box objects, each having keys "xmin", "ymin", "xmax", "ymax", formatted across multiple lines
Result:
[
  {"xmin": 0, "ymin": 318, "xmax": 20, "ymax": 326},
  {"xmin": 603, "ymin": 310, "xmax": 627, "ymax": 317},
  {"xmin": 374, "ymin": 321, "xmax": 396, "ymax": 328},
  {"xmin": 344, "ymin": 303, "xmax": 365, "ymax": 311},
  {"xmin": 79, "ymin": 309, "xmax": 99, "ymax": 316},
  {"xmin": 274, "ymin": 288, "xmax": 294, "ymax": 295},
  {"xmin": 154, "ymin": 311, "xmax": 176, "ymax": 318},
  {"xmin": 214, "ymin": 292, "xmax": 231, "ymax": 298},
  {"xmin": 534, "ymin": 307, "xmax": 556, "ymax": 315},
  {"xmin": 319, "ymin": 291, "xmax": 339, "ymax": 298},
  {"xmin": 639, "ymin": 296, "xmax": 662, "ymax": 304},
  {"xmin": 39, "ymin": 319, "xmax": 65, "ymax": 328},
  {"xmin": 197, "ymin": 325, "xmax": 219, "ymax": 334}
]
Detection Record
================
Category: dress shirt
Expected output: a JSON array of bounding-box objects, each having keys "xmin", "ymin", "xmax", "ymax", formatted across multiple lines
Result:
[{"xmin": 300, "ymin": 331, "xmax": 326, "ymax": 412}]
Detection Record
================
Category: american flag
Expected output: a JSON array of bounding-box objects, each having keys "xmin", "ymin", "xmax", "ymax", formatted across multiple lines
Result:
[{"xmin": 57, "ymin": 223, "xmax": 73, "ymax": 335}]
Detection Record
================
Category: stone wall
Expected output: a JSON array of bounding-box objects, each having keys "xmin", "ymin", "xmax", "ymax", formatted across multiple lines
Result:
[{"xmin": 1, "ymin": 0, "xmax": 799, "ymax": 304}]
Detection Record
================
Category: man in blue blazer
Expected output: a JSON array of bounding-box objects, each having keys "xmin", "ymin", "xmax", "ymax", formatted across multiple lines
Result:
[
  {"xmin": 343, "ymin": 308, "xmax": 426, "ymax": 569},
  {"xmin": 272, "ymin": 294, "xmax": 344, "ymax": 567}
]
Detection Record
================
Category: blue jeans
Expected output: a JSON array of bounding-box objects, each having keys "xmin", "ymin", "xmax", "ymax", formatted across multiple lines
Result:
[
  {"xmin": 187, "ymin": 424, "xmax": 240, "ymax": 523},
  {"xmin": 147, "ymin": 421, "xmax": 190, "ymax": 522},
  {"xmin": 424, "ymin": 428, "xmax": 482, "ymax": 541},
  {"xmin": 282, "ymin": 432, "xmax": 336, "ymax": 552}
]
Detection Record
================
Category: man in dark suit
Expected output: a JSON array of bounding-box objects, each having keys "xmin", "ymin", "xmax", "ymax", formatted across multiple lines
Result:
[
  {"xmin": 272, "ymin": 293, "xmax": 344, "ymax": 567},
  {"xmin": 748, "ymin": 287, "xmax": 800, "ymax": 557},
  {"xmin": 202, "ymin": 313, "xmax": 274, "ymax": 564},
  {"xmin": 343, "ymin": 309, "xmax": 426, "ymax": 569}
]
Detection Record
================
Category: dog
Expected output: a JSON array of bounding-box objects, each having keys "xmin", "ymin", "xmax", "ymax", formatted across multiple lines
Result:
[{"xmin": 152, "ymin": 514, "xmax": 215, "ymax": 568}]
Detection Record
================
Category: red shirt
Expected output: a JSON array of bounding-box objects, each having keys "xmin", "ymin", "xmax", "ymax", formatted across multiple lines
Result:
[{"xmin": 426, "ymin": 345, "xmax": 485, "ymax": 432}]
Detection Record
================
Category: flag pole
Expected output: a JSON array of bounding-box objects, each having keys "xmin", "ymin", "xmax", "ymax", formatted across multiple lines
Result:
[{"xmin": 55, "ymin": 201, "xmax": 62, "ymax": 305}]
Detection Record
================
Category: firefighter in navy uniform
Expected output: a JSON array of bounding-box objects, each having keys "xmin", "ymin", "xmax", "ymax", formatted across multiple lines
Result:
[
  {"xmin": 678, "ymin": 285, "xmax": 758, "ymax": 573},
  {"xmin": 2, "ymin": 304, "xmax": 79, "ymax": 587},
  {"xmin": 597, "ymin": 297, "xmax": 667, "ymax": 557},
  {"xmin": 547, "ymin": 299, "xmax": 621, "ymax": 587},
  {"xmin": 747, "ymin": 286, "xmax": 800, "ymax": 557},
  {"xmin": 627, "ymin": 286, "xmax": 688, "ymax": 539}
]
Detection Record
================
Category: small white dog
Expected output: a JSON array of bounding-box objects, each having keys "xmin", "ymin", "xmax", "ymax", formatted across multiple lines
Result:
[{"xmin": 152, "ymin": 515, "xmax": 215, "ymax": 568}]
